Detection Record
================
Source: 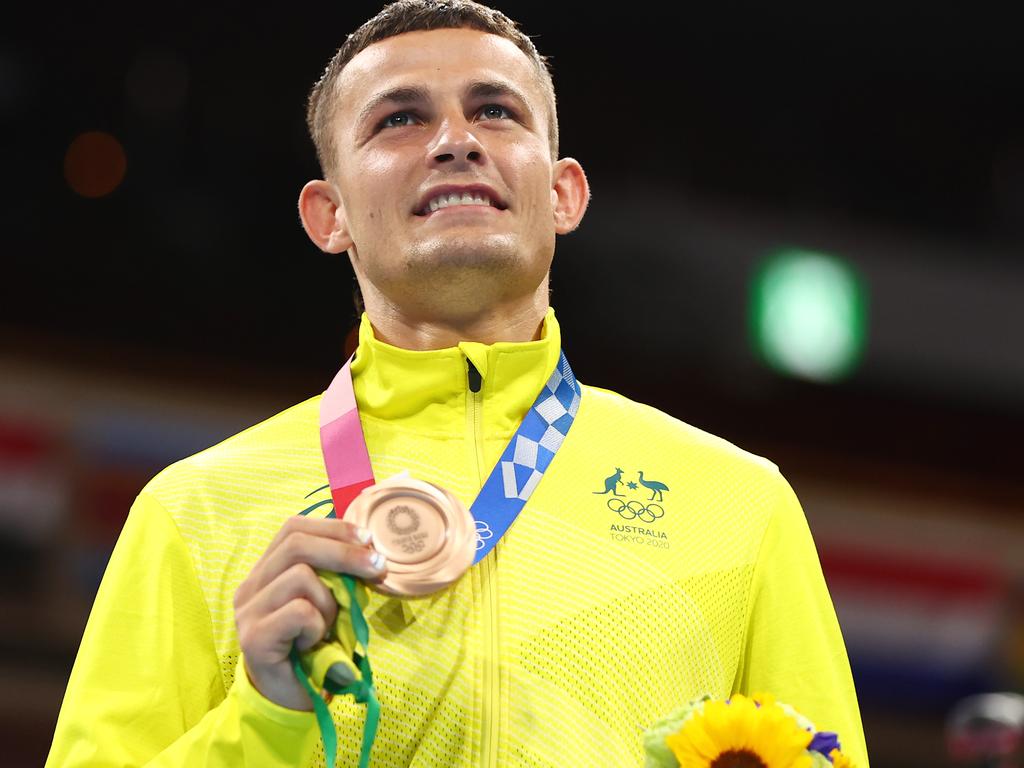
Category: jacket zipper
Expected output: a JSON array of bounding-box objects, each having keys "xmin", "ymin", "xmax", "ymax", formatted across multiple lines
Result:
[{"xmin": 466, "ymin": 360, "xmax": 499, "ymax": 768}]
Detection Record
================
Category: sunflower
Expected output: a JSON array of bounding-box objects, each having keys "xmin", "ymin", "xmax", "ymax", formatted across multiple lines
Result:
[
  {"xmin": 665, "ymin": 693, "xmax": 813, "ymax": 768},
  {"xmin": 829, "ymin": 750, "xmax": 855, "ymax": 768}
]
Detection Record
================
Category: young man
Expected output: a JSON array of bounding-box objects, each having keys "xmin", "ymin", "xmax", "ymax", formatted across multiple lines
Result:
[{"xmin": 47, "ymin": 2, "xmax": 869, "ymax": 766}]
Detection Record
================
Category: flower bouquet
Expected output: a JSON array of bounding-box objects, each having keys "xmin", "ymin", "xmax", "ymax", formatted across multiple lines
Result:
[{"xmin": 642, "ymin": 693, "xmax": 856, "ymax": 768}]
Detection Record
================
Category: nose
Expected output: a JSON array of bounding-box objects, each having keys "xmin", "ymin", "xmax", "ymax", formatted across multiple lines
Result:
[{"xmin": 427, "ymin": 117, "xmax": 486, "ymax": 169}]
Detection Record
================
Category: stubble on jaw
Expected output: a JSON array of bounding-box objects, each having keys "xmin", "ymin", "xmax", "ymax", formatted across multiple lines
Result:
[
  {"xmin": 349, "ymin": 231, "xmax": 555, "ymax": 346},
  {"xmin": 397, "ymin": 236, "xmax": 539, "ymax": 306},
  {"xmin": 408, "ymin": 233, "xmax": 518, "ymax": 272}
]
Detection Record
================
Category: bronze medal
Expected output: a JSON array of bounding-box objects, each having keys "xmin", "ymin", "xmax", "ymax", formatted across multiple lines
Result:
[{"xmin": 345, "ymin": 473, "xmax": 475, "ymax": 597}]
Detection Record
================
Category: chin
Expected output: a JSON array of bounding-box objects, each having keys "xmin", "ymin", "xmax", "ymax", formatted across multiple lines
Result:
[
  {"xmin": 395, "ymin": 235, "xmax": 548, "ymax": 308},
  {"xmin": 406, "ymin": 233, "xmax": 522, "ymax": 274}
]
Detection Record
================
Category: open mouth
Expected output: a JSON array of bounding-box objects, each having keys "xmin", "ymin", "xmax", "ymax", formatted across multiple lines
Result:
[{"xmin": 414, "ymin": 186, "xmax": 509, "ymax": 217}]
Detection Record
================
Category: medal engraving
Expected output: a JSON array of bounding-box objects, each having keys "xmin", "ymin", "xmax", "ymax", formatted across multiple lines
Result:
[
  {"xmin": 386, "ymin": 505, "xmax": 420, "ymax": 535},
  {"xmin": 346, "ymin": 474, "xmax": 475, "ymax": 596}
]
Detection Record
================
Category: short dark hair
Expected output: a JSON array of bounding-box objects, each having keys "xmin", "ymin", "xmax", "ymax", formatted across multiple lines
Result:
[{"xmin": 305, "ymin": 0, "xmax": 559, "ymax": 182}]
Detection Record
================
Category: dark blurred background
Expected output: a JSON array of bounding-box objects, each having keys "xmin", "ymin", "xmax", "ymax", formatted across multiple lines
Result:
[{"xmin": 2, "ymin": 2, "xmax": 1022, "ymax": 766}]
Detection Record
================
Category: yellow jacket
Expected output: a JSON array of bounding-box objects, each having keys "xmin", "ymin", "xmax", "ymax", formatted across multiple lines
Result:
[{"xmin": 47, "ymin": 308, "xmax": 868, "ymax": 766}]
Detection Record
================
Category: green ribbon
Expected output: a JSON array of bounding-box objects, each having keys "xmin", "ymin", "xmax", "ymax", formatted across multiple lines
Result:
[{"xmin": 289, "ymin": 574, "xmax": 379, "ymax": 768}]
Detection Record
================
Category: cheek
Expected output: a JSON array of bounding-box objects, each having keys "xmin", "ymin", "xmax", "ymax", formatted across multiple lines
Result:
[
  {"xmin": 360, "ymin": 148, "xmax": 404, "ymax": 181},
  {"xmin": 505, "ymin": 145, "xmax": 553, "ymax": 217},
  {"xmin": 345, "ymin": 151, "xmax": 409, "ymax": 235}
]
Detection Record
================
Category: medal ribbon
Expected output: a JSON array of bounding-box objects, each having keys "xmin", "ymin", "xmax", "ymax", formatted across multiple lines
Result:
[{"xmin": 303, "ymin": 350, "xmax": 581, "ymax": 765}]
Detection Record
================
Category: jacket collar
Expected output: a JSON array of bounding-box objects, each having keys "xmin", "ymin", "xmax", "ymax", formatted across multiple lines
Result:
[{"xmin": 349, "ymin": 307, "xmax": 562, "ymax": 439}]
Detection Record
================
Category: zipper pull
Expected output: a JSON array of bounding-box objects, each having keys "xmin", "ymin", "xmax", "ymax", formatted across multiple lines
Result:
[{"xmin": 467, "ymin": 359, "xmax": 482, "ymax": 393}]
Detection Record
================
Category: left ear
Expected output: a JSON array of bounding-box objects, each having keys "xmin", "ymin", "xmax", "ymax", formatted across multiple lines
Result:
[{"xmin": 550, "ymin": 157, "xmax": 590, "ymax": 234}]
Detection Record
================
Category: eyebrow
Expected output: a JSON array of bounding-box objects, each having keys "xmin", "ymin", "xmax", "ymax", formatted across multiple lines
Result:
[
  {"xmin": 355, "ymin": 79, "xmax": 534, "ymax": 131},
  {"xmin": 465, "ymin": 80, "xmax": 532, "ymax": 115},
  {"xmin": 356, "ymin": 85, "xmax": 431, "ymax": 131}
]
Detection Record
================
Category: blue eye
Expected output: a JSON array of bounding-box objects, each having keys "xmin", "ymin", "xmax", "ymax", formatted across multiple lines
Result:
[
  {"xmin": 479, "ymin": 104, "xmax": 512, "ymax": 120},
  {"xmin": 382, "ymin": 112, "xmax": 418, "ymax": 129}
]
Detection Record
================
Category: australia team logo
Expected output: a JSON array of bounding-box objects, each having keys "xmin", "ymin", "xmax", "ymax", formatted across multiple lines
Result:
[{"xmin": 595, "ymin": 467, "xmax": 671, "ymax": 549}]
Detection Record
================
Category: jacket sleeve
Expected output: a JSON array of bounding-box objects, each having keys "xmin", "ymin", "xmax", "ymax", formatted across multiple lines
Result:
[
  {"xmin": 733, "ymin": 473, "xmax": 870, "ymax": 768},
  {"xmin": 46, "ymin": 491, "xmax": 321, "ymax": 767}
]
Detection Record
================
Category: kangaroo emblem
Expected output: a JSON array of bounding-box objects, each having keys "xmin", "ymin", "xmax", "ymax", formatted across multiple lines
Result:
[
  {"xmin": 593, "ymin": 467, "xmax": 625, "ymax": 496},
  {"xmin": 637, "ymin": 471, "xmax": 669, "ymax": 502}
]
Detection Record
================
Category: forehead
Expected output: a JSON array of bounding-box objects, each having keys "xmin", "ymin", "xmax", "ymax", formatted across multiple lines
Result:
[{"xmin": 335, "ymin": 27, "xmax": 543, "ymax": 122}]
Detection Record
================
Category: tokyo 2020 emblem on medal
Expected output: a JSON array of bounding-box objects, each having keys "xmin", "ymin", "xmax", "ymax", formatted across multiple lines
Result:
[{"xmin": 345, "ymin": 473, "xmax": 476, "ymax": 597}]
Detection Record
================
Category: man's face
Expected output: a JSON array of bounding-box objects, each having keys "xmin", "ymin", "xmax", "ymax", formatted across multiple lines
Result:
[{"xmin": 327, "ymin": 27, "xmax": 563, "ymax": 314}]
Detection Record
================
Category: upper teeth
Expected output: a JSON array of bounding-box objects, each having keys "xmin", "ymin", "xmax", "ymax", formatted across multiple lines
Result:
[{"xmin": 426, "ymin": 191, "xmax": 493, "ymax": 213}]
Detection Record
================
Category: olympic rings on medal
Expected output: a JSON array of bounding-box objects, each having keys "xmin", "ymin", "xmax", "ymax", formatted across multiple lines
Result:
[{"xmin": 606, "ymin": 498, "xmax": 664, "ymax": 523}]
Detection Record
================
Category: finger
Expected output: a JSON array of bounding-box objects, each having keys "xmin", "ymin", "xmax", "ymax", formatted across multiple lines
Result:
[
  {"xmin": 239, "ymin": 562, "xmax": 340, "ymax": 631},
  {"xmin": 242, "ymin": 598, "xmax": 327, "ymax": 665},
  {"xmin": 261, "ymin": 516, "xmax": 372, "ymax": 563},
  {"xmin": 293, "ymin": 605, "xmax": 328, "ymax": 653},
  {"xmin": 250, "ymin": 532, "xmax": 387, "ymax": 596},
  {"xmin": 241, "ymin": 518, "xmax": 375, "ymax": 598}
]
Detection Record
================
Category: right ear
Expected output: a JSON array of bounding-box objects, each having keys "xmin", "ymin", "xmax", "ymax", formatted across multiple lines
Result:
[{"xmin": 298, "ymin": 180, "xmax": 353, "ymax": 253}]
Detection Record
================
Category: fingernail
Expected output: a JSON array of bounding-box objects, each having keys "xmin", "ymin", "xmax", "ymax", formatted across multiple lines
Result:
[
  {"xmin": 370, "ymin": 552, "xmax": 387, "ymax": 571},
  {"xmin": 356, "ymin": 527, "xmax": 372, "ymax": 545}
]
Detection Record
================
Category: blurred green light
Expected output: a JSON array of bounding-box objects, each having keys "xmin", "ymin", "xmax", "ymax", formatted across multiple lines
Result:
[{"xmin": 750, "ymin": 249, "xmax": 867, "ymax": 382}]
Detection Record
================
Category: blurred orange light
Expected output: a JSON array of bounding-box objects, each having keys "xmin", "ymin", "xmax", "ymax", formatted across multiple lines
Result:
[{"xmin": 64, "ymin": 131, "xmax": 127, "ymax": 198}]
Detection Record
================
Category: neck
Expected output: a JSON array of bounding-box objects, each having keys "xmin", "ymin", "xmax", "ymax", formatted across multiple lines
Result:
[{"xmin": 361, "ymin": 291, "xmax": 550, "ymax": 351}]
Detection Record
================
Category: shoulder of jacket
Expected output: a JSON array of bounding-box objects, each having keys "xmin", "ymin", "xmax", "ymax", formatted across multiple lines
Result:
[
  {"xmin": 142, "ymin": 394, "xmax": 322, "ymax": 499},
  {"xmin": 579, "ymin": 383, "xmax": 782, "ymax": 478}
]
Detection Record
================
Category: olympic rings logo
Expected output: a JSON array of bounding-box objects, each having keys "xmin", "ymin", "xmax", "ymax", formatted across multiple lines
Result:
[
  {"xmin": 607, "ymin": 498, "xmax": 664, "ymax": 523},
  {"xmin": 475, "ymin": 520, "xmax": 494, "ymax": 551}
]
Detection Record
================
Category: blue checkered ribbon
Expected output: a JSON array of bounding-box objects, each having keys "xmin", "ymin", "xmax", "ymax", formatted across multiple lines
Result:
[{"xmin": 471, "ymin": 352, "xmax": 581, "ymax": 564}]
